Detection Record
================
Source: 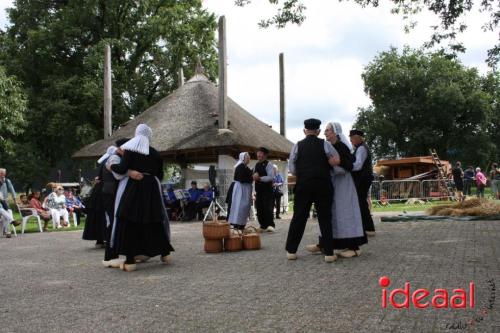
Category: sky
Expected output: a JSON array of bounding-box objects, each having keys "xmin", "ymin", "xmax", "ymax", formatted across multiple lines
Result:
[{"xmin": 0, "ymin": 0, "xmax": 497, "ymax": 143}]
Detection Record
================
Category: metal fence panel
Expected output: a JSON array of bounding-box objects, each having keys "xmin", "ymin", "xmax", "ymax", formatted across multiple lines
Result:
[{"xmin": 380, "ymin": 180, "xmax": 422, "ymax": 202}]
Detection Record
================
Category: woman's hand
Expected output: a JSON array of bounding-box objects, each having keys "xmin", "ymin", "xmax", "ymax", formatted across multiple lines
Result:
[
  {"xmin": 128, "ymin": 170, "xmax": 144, "ymax": 181},
  {"xmin": 328, "ymin": 155, "xmax": 341, "ymax": 166}
]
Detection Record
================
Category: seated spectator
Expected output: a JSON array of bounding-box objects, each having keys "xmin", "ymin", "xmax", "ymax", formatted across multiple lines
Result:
[
  {"xmin": 196, "ymin": 184, "xmax": 213, "ymax": 220},
  {"xmin": 19, "ymin": 194, "xmax": 30, "ymax": 207},
  {"xmin": 65, "ymin": 189, "xmax": 85, "ymax": 225},
  {"xmin": 29, "ymin": 191, "xmax": 52, "ymax": 231},
  {"xmin": 164, "ymin": 184, "xmax": 180, "ymax": 220},
  {"xmin": 182, "ymin": 181, "xmax": 201, "ymax": 221},
  {"xmin": 46, "ymin": 185, "xmax": 69, "ymax": 228}
]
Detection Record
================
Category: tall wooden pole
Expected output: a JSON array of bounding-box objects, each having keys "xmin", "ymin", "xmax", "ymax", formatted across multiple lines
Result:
[
  {"xmin": 218, "ymin": 16, "xmax": 228, "ymax": 129},
  {"xmin": 103, "ymin": 44, "xmax": 112, "ymax": 138},
  {"xmin": 279, "ymin": 53, "xmax": 286, "ymax": 137},
  {"xmin": 178, "ymin": 67, "xmax": 184, "ymax": 87}
]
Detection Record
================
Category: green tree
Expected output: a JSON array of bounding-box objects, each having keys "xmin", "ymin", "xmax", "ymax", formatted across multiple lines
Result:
[
  {"xmin": 481, "ymin": 71, "xmax": 500, "ymax": 165},
  {"xmin": 0, "ymin": 65, "xmax": 27, "ymax": 155},
  {"xmin": 353, "ymin": 47, "xmax": 496, "ymax": 167},
  {"xmin": 0, "ymin": 0, "xmax": 218, "ymax": 188},
  {"xmin": 235, "ymin": 0, "xmax": 500, "ymax": 67}
]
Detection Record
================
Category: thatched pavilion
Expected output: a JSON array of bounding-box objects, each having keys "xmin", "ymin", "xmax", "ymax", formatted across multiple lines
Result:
[{"xmin": 73, "ymin": 70, "xmax": 293, "ymax": 206}]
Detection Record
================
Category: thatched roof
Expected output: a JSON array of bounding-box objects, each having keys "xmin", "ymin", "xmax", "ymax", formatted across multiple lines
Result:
[{"xmin": 73, "ymin": 74, "xmax": 293, "ymax": 163}]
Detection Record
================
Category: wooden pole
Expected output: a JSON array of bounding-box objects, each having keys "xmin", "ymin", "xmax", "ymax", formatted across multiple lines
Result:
[
  {"xmin": 279, "ymin": 53, "xmax": 286, "ymax": 137},
  {"xmin": 218, "ymin": 16, "xmax": 228, "ymax": 129},
  {"xmin": 178, "ymin": 67, "xmax": 184, "ymax": 87},
  {"xmin": 103, "ymin": 44, "xmax": 112, "ymax": 138}
]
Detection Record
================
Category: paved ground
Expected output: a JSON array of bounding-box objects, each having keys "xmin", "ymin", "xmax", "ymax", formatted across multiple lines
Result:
[{"xmin": 1, "ymin": 215, "xmax": 499, "ymax": 333}]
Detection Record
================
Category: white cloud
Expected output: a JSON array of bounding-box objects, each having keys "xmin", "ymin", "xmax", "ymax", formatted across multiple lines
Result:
[
  {"xmin": 204, "ymin": 0, "xmax": 497, "ymax": 143},
  {"xmin": 0, "ymin": 0, "xmax": 495, "ymax": 144},
  {"xmin": 0, "ymin": 0, "xmax": 13, "ymax": 29}
]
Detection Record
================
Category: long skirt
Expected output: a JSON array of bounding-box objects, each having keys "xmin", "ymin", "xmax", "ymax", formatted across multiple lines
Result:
[
  {"xmin": 82, "ymin": 182, "xmax": 106, "ymax": 242},
  {"xmin": 112, "ymin": 175, "xmax": 173, "ymax": 257},
  {"xmin": 228, "ymin": 182, "xmax": 252, "ymax": 227},
  {"xmin": 319, "ymin": 168, "xmax": 367, "ymax": 249}
]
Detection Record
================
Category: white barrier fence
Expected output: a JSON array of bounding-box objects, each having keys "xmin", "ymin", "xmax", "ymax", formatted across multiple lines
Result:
[{"xmin": 370, "ymin": 179, "xmax": 453, "ymax": 204}]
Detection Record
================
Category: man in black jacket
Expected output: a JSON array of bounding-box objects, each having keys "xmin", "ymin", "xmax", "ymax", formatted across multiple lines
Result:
[
  {"xmin": 350, "ymin": 129, "xmax": 375, "ymax": 236},
  {"xmin": 285, "ymin": 119, "xmax": 340, "ymax": 263},
  {"xmin": 253, "ymin": 147, "xmax": 276, "ymax": 232}
]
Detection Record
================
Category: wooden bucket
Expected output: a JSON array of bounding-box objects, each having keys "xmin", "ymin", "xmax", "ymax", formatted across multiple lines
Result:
[
  {"xmin": 242, "ymin": 226, "xmax": 261, "ymax": 250},
  {"xmin": 224, "ymin": 229, "xmax": 243, "ymax": 252},
  {"xmin": 204, "ymin": 239, "xmax": 223, "ymax": 253}
]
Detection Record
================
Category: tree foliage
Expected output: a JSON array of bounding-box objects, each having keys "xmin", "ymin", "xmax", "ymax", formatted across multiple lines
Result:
[
  {"xmin": 353, "ymin": 47, "xmax": 498, "ymax": 167},
  {"xmin": 235, "ymin": 0, "xmax": 500, "ymax": 67},
  {"xmin": 0, "ymin": 0, "xmax": 218, "ymax": 188},
  {"xmin": 0, "ymin": 65, "xmax": 27, "ymax": 155}
]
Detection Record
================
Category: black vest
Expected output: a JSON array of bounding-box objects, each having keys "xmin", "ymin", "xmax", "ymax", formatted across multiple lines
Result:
[
  {"xmin": 351, "ymin": 142, "xmax": 373, "ymax": 182},
  {"xmin": 255, "ymin": 160, "xmax": 272, "ymax": 192},
  {"xmin": 295, "ymin": 136, "xmax": 331, "ymax": 184},
  {"xmin": 101, "ymin": 158, "xmax": 118, "ymax": 195}
]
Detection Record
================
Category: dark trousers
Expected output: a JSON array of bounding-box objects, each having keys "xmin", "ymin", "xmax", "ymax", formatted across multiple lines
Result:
[
  {"xmin": 73, "ymin": 209, "xmax": 82, "ymax": 225},
  {"xmin": 197, "ymin": 201, "xmax": 211, "ymax": 220},
  {"xmin": 274, "ymin": 192, "xmax": 283, "ymax": 218},
  {"xmin": 183, "ymin": 201, "xmax": 197, "ymax": 220},
  {"xmin": 463, "ymin": 180, "xmax": 473, "ymax": 196},
  {"xmin": 355, "ymin": 180, "xmax": 375, "ymax": 233},
  {"xmin": 256, "ymin": 189, "xmax": 275, "ymax": 229},
  {"xmin": 286, "ymin": 180, "xmax": 334, "ymax": 256}
]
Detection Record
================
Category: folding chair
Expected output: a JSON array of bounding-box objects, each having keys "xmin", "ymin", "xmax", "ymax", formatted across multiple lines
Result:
[
  {"xmin": 17, "ymin": 205, "xmax": 43, "ymax": 234},
  {"xmin": 70, "ymin": 211, "xmax": 78, "ymax": 227}
]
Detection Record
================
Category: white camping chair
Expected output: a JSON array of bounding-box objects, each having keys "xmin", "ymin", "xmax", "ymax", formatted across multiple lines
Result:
[
  {"xmin": 70, "ymin": 211, "xmax": 78, "ymax": 227},
  {"xmin": 17, "ymin": 205, "xmax": 43, "ymax": 234}
]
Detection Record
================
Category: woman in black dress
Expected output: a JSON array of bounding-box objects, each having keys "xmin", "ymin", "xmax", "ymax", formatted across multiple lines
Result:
[
  {"xmin": 82, "ymin": 148, "xmax": 113, "ymax": 247},
  {"xmin": 109, "ymin": 124, "xmax": 174, "ymax": 272}
]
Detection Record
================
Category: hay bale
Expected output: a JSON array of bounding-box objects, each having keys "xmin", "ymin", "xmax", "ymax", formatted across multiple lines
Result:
[
  {"xmin": 426, "ymin": 204, "xmax": 453, "ymax": 215},
  {"xmin": 455, "ymin": 198, "xmax": 482, "ymax": 209},
  {"xmin": 427, "ymin": 199, "xmax": 500, "ymax": 217}
]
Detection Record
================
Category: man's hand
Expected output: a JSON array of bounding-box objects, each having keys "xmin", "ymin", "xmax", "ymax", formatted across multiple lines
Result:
[
  {"xmin": 253, "ymin": 173, "xmax": 260, "ymax": 181},
  {"xmin": 328, "ymin": 155, "xmax": 341, "ymax": 166},
  {"xmin": 128, "ymin": 170, "xmax": 144, "ymax": 181}
]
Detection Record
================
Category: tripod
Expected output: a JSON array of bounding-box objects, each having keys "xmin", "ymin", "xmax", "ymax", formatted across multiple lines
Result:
[{"xmin": 203, "ymin": 187, "xmax": 227, "ymax": 222}]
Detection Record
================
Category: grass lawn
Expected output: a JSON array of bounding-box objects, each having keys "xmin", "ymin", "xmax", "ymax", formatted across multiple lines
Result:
[
  {"xmin": 287, "ymin": 194, "xmax": 497, "ymax": 214},
  {"xmin": 371, "ymin": 200, "xmax": 451, "ymax": 213}
]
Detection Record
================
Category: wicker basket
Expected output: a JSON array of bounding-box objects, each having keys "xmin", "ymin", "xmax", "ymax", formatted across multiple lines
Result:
[
  {"xmin": 224, "ymin": 229, "xmax": 243, "ymax": 252},
  {"xmin": 204, "ymin": 239, "xmax": 223, "ymax": 253},
  {"xmin": 203, "ymin": 218, "xmax": 230, "ymax": 240},
  {"xmin": 242, "ymin": 226, "xmax": 261, "ymax": 250}
]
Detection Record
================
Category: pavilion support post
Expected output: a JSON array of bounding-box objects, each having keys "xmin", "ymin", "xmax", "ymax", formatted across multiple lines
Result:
[{"xmin": 217, "ymin": 154, "xmax": 235, "ymax": 206}]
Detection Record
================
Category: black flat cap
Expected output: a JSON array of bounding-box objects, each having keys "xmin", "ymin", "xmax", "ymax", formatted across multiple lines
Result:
[
  {"xmin": 304, "ymin": 118, "xmax": 321, "ymax": 130},
  {"xmin": 257, "ymin": 147, "xmax": 270, "ymax": 154},
  {"xmin": 349, "ymin": 129, "xmax": 364, "ymax": 137}
]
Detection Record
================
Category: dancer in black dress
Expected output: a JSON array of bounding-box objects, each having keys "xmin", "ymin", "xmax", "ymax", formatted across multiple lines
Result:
[{"xmin": 109, "ymin": 124, "xmax": 174, "ymax": 272}]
